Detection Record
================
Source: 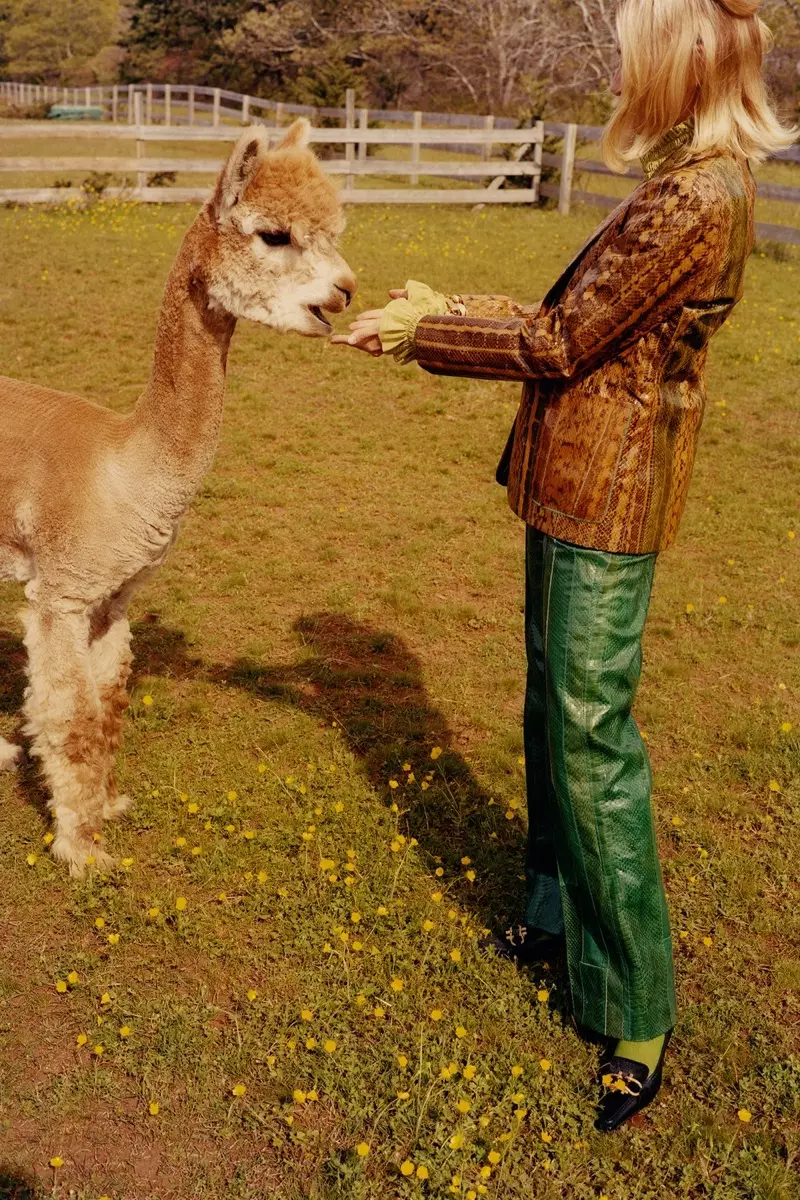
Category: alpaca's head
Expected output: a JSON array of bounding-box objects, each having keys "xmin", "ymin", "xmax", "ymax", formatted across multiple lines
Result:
[{"xmin": 205, "ymin": 121, "xmax": 356, "ymax": 336}]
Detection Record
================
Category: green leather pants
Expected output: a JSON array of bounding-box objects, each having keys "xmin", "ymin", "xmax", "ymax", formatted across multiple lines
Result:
[{"xmin": 523, "ymin": 527, "xmax": 676, "ymax": 1040}]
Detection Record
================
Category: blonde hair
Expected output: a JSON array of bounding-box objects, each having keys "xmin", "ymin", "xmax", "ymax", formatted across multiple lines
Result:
[{"xmin": 604, "ymin": 0, "xmax": 797, "ymax": 171}]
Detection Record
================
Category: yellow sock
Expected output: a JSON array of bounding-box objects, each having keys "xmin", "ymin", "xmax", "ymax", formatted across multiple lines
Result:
[{"xmin": 614, "ymin": 1034, "xmax": 665, "ymax": 1077}]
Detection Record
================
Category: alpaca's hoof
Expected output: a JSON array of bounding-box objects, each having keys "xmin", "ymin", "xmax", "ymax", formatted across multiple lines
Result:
[
  {"xmin": 51, "ymin": 835, "xmax": 116, "ymax": 878},
  {"xmin": 104, "ymin": 792, "xmax": 132, "ymax": 820},
  {"xmin": 0, "ymin": 739, "xmax": 22, "ymax": 772}
]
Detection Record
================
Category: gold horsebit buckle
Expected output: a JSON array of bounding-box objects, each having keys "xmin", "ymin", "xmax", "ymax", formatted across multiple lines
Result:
[{"xmin": 600, "ymin": 1067, "xmax": 644, "ymax": 1097}]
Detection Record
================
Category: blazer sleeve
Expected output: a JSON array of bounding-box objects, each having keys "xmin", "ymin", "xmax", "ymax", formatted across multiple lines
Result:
[
  {"xmin": 450, "ymin": 295, "xmax": 541, "ymax": 321},
  {"xmin": 414, "ymin": 172, "xmax": 728, "ymax": 384}
]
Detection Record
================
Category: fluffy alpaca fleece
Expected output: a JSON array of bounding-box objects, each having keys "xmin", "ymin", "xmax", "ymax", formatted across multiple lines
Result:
[{"xmin": 0, "ymin": 120, "xmax": 356, "ymax": 875}]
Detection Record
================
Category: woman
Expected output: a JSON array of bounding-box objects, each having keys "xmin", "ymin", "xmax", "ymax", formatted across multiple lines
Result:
[{"xmin": 333, "ymin": 0, "xmax": 795, "ymax": 1131}]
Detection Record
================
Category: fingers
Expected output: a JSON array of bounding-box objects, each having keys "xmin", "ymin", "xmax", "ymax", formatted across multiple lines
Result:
[
  {"xmin": 353, "ymin": 308, "xmax": 385, "ymax": 322},
  {"xmin": 388, "ymin": 289, "xmax": 409, "ymax": 300},
  {"xmin": 329, "ymin": 329, "xmax": 384, "ymax": 357}
]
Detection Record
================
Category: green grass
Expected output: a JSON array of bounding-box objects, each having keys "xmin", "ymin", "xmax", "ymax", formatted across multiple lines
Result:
[{"xmin": 0, "ymin": 199, "xmax": 798, "ymax": 1200}]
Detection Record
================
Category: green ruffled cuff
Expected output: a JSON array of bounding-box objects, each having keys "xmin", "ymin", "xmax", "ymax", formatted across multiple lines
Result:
[{"xmin": 379, "ymin": 279, "xmax": 450, "ymax": 364}]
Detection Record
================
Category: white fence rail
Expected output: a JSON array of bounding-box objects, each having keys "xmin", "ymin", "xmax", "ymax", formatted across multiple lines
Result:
[{"xmin": 0, "ymin": 79, "xmax": 798, "ymax": 240}]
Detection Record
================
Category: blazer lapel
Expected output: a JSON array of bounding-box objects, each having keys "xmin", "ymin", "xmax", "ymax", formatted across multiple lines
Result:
[{"xmin": 541, "ymin": 192, "xmax": 634, "ymax": 308}]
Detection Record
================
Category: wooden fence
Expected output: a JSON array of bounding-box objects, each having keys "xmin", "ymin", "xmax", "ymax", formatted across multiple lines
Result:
[{"xmin": 1, "ymin": 79, "xmax": 798, "ymax": 241}]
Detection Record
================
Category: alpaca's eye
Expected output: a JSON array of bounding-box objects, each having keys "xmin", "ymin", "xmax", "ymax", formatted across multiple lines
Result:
[{"xmin": 259, "ymin": 230, "xmax": 291, "ymax": 247}]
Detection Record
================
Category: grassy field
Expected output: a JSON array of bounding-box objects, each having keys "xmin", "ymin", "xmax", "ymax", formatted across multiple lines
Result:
[{"xmin": 0, "ymin": 196, "xmax": 798, "ymax": 1200}]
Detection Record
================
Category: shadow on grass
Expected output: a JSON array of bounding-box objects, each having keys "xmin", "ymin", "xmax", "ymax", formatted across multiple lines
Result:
[
  {"xmin": 0, "ymin": 612, "xmax": 534, "ymax": 935},
  {"xmin": 0, "ymin": 629, "xmax": 26, "ymax": 717},
  {"xmin": 0, "ymin": 1164, "xmax": 40, "ymax": 1199},
  {"xmin": 211, "ymin": 611, "xmax": 531, "ymax": 936}
]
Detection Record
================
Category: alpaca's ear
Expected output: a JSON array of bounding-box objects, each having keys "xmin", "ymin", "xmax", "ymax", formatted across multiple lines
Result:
[
  {"xmin": 274, "ymin": 117, "xmax": 312, "ymax": 152},
  {"xmin": 212, "ymin": 125, "xmax": 269, "ymax": 218}
]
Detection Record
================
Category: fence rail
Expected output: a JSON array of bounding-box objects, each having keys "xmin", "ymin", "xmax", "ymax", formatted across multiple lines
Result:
[{"xmin": 0, "ymin": 79, "xmax": 798, "ymax": 240}]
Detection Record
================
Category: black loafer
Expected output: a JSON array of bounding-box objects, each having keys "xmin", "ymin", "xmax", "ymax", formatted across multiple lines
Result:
[
  {"xmin": 479, "ymin": 925, "xmax": 565, "ymax": 966},
  {"xmin": 594, "ymin": 1030, "xmax": 673, "ymax": 1132}
]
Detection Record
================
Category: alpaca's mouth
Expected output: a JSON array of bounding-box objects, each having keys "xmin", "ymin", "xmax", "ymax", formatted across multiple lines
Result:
[{"xmin": 308, "ymin": 305, "xmax": 332, "ymax": 329}]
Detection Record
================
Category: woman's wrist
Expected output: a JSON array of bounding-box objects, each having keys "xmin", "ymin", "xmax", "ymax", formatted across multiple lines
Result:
[{"xmin": 379, "ymin": 280, "xmax": 456, "ymax": 363}]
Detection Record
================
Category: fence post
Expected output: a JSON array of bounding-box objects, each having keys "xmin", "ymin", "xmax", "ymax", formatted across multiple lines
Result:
[
  {"xmin": 558, "ymin": 123, "xmax": 578, "ymax": 216},
  {"xmin": 164, "ymin": 82, "xmax": 171, "ymax": 126},
  {"xmin": 84, "ymin": 85, "xmax": 91, "ymax": 108},
  {"xmin": 275, "ymin": 100, "xmax": 284, "ymax": 127},
  {"xmin": 213, "ymin": 87, "xmax": 221, "ymax": 127},
  {"xmin": 345, "ymin": 88, "xmax": 356, "ymax": 189},
  {"xmin": 482, "ymin": 114, "xmax": 495, "ymax": 162},
  {"xmin": 145, "ymin": 81, "xmax": 152, "ymax": 125},
  {"xmin": 127, "ymin": 83, "xmax": 134, "ymax": 123},
  {"xmin": 134, "ymin": 91, "xmax": 146, "ymax": 194},
  {"xmin": 188, "ymin": 85, "xmax": 195, "ymax": 126},
  {"xmin": 241, "ymin": 93, "xmax": 250, "ymax": 125},
  {"xmin": 112, "ymin": 84, "xmax": 118, "ymax": 123},
  {"xmin": 411, "ymin": 110, "xmax": 422, "ymax": 186},
  {"xmin": 358, "ymin": 107, "xmax": 368, "ymax": 164},
  {"xmin": 532, "ymin": 119, "xmax": 544, "ymax": 202}
]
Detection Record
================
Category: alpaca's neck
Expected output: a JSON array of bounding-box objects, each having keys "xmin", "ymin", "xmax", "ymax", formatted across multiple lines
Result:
[{"xmin": 132, "ymin": 212, "xmax": 236, "ymax": 516}]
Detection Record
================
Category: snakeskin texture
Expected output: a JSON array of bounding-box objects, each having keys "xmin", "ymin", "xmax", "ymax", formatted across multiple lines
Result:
[
  {"xmin": 524, "ymin": 528, "xmax": 676, "ymax": 1040},
  {"xmin": 414, "ymin": 146, "xmax": 756, "ymax": 554}
]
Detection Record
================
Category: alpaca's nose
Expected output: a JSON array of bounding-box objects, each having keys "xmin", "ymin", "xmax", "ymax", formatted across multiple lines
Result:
[{"xmin": 335, "ymin": 267, "xmax": 358, "ymax": 307}]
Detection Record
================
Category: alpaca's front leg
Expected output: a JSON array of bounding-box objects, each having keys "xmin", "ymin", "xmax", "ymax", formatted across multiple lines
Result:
[
  {"xmin": 22, "ymin": 602, "xmax": 115, "ymax": 875},
  {"xmin": 0, "ymin": 738, "xmax": 22, "ymax": 771},
  {"xmin": 90, "ymin": 616, "xmax": 133, "ymax": 820}
]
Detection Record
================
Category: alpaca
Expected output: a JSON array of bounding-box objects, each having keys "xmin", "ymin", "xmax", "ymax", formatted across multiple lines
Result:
[{"xmin": 0, "ymin": 119, "xmax": 356, "ymax": 874}]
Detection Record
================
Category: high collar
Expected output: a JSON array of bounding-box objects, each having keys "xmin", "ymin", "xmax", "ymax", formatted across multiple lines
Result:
[{"xmin": 641, "ymin": 121, "xmax": 694, "ymax": 180}]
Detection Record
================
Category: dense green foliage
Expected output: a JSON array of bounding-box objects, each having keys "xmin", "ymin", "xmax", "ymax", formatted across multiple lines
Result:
[
  {"xmin": 0, "ymin": 0, "xmax": 119, "ymax": 82},
  {"xmin": 1, "ymin": 0, "xmax": 798, "ymax": 119}
]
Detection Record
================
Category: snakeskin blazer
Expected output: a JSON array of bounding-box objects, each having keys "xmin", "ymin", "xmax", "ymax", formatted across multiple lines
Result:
[{"xmin": 413, "ymin": 130, "xmax": 756, "ymax": 553}]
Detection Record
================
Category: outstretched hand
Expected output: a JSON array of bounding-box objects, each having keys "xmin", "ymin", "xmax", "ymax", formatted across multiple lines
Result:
[{"xmin": 330, "ymin": 289, "xmax": 408, "ymax": 357}]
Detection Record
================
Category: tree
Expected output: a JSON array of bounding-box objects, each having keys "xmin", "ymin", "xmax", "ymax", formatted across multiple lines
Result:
[
  {"xmin": 122, "ymin": 0, "xmax": 252, "ymax": 83},
  {"xmin": 4, "ymin": 0, "xmax": 119, "ymax": 82}
]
